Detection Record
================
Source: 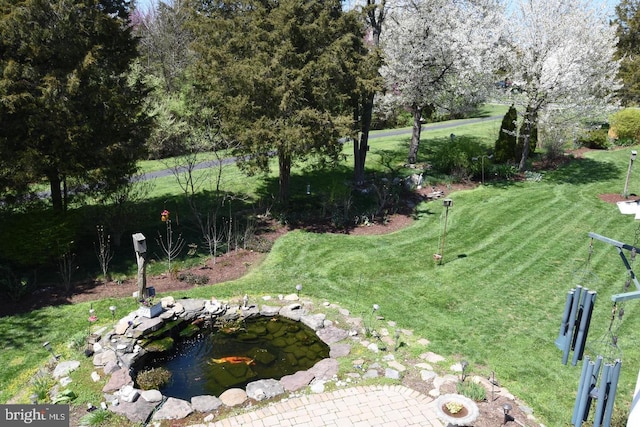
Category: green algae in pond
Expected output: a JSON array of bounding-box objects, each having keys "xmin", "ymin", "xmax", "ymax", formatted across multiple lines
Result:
[
  {"xmin": 179, "ymin": 323, "xmax": 201, "ymax": 338},
  {"xmin": 143, "ymin": 336, "xmax": 174, "ymax": 352}
]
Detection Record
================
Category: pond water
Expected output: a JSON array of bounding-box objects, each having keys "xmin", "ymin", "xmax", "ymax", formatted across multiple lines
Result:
[{"xmin": 136, "ymin": 316, "xmax": 330, "ymax": 400}]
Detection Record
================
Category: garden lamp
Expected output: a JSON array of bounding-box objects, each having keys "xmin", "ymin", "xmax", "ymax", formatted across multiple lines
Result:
[
  {"xmin": 43, "ymin": 341, "xmax": 59, "ymax": 360},
  {"xmin": 502, "ymin": 403, "xmax": 514, "ymax": 425},
  {"xmin": 623, "ymin": 150, "xmax": 637, "ymax": 198},
  {"xmin": 296, "ymin": 284, "xmax": 302, "ymax": 296},
  {"xmin": 438, "ymin": 199, "xmax": 453, "ymax": 265},
  {"xmin": 460, "ymin": 360, "xmax": 469, "ymax": 382},
  {"xmin": 109, "ymin": 305, "xmax": 116, "ymax": 321}
]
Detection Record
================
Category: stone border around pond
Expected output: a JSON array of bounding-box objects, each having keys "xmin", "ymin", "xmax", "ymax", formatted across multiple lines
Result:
[
  {"xmin": 50, "ymin": 293, "xmax": 541, "ymax": 425},
  {"xmin": 90, "ymin": 294, "xmax": 352, "ymax": 423}
]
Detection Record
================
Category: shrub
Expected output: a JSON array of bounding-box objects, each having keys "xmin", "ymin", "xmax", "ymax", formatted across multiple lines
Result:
[
  {"xmin": 177, "ymin": 272, "xmax": 210, "ymax": 286},
  {"xmin": 431, "ymin": 137, "xmax": 486, "ymax": 179},
  {"xmin": 80, "ymin": 409, "xmax": 112, "ymax": 427},
  {"xmin": 30, "ymin": 374, "xmax": 54, "ymax": 402},
  {"xmin": 136, "ymin": 367, "xmax": 172, "ymax": 390},
  {"xmin": 609, "ymin": 108, "xmax": 640, "ymax": 145},
  {"xmin": 577, "ymin": 129, "xmax": 610, "ymax": 149},
  {"xmin": 456, "ymin": 381, "xmax": 487, "ymax": 402}
]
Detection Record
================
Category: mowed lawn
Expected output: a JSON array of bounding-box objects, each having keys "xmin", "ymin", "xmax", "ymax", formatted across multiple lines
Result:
[{"xmin": 1, "ymin": 114, "xmax": 640, "ymax": 426}]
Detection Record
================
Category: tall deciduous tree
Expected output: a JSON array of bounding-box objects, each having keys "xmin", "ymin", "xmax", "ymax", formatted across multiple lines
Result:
[
  {"xmin": 352, "ymin": 0, "xmax": 386, "ymax": 185},
  {"xmin": 380, "ymin": 0, "xmax": 504, "ymax": 165},
  {"xmin": 615, "ymin": 0, "xmax": 640, "ymax": 106},
  {"xmin": 507, "ymin": 0, "xmax": 619, "ymax": 172},
  {"xmin": 0, "ymin": 0, "xmax": 150, "ymax": 210},
  {"xmin": 188, "ymin": 0, "xmax": 365, "ymax": 202},
  {"xmin": 134, "ymin": 0, "xmax": 196, "ymax": 159}
]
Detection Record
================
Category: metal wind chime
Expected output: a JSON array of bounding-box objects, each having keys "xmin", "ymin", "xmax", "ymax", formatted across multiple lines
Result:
[{"xmin": 556, "ymin": 232, "xmax": 640, "ymax": 427}]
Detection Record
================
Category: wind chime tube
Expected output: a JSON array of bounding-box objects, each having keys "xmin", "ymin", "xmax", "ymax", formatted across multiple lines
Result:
[
  {"xmin": 603, "ymin": 360, "xmax": 621, "ymax": 427},
  {"xmin": 573, "ymin": 291, "xmax": 597, "ymax": 366},
  {"xmin": 564, "ymin": 286, "xmax": 584, "ymax": 365},
  {"xmin": 556, "ymin": 289, "xmax": 575, "ymax": 351},
  {"xmin": 573, "ymin": 356, "xmax": 592, "ymax": 426},
  {"xmin": 577, "ymin": 359, "xmax": 598, "ymax": 425},
  {"xmin": 592, "ymin": 362, "xmax": 611, "ymax": 427},
  {"xmin": 586, "ymin": 357, "xmax": 604, "ymax": 423}
]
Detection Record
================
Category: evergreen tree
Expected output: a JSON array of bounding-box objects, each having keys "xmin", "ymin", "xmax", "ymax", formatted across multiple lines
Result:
[
  {"xmin": 494, "ymin": 105, "xmax": 518, "ymax": 163},
  {"xmin": 188, "ymin": 0, "xmax": 365, "ymax": 203},
  {"xmin": 615, "ymin": 0, "xmax": 640, "ymax": 106},
  {"xmin": 0, "ymin": 0, "xmax": 151, "ymax": 210}
]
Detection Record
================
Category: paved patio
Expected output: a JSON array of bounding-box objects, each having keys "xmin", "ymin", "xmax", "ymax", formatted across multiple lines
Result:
[{"xmin": 187, "ymin": 385, "xmax": 445, "ymax": 427}]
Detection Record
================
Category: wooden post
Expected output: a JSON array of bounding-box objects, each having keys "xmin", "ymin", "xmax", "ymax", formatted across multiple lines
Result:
[{"xmin": 132, "ymin": 233, "xmax": 147, "ymax": 300}]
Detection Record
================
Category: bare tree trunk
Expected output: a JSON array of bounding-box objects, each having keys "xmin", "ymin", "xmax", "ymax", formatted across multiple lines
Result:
[
  {"xmin": 278, "ymin": 150, "xmax": 291, "ymax": 203},
  {"xmin": 354, "ymin": 93, "xmax": 373, "ymax": 185},
  {"xmin": 48, "ymin": 172, "xmax": 63, "ymax": 212},
  {"xmin": 354, "ymin": 0, "xmax": 385, "ymax": 185},
  {"xmin": 518, "ymin": 108, "xmax": 537, "ymax": 172},
  {"xmin": 407, "ymin": 105, "xmax": 423, "ymax": 165}
]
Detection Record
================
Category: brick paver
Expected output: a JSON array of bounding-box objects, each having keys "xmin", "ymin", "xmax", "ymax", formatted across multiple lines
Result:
[{"xmin": 195, "ymin": 385, "xmax": 445, "ymax": 427}]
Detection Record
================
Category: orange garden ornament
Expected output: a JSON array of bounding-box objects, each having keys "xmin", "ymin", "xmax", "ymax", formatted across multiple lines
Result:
[{"xmin": 161, "ymin": 209, "xmax": 170, "ymax": 222}]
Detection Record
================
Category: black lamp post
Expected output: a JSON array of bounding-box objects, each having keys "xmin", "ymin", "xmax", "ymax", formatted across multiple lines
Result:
[
  {"xmin": 503, "ymin": 403, "xmax": 514, "ymax": 425},
  {"xmin": 460, "ymin": 360, "xmax": 469, "ymax": 382},
  {"xmin": 43, "ymin": 341, "xmax": 59, "ymax": 360},
  {"xmin": 623, "ymin": 150, "xmax": 637, "ymax": 198},
  {"xmin": 438, "ymin": 199, "xmax": 453, "ymax": 265}
]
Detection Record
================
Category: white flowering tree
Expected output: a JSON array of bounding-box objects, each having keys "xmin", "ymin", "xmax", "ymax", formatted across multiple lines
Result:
[
  {"xmin": 506, "ymin": 0, "xmax": 620, "ymax": 171},
  {"xmin": 380, "ymin": 0, "xmax": 505, "ymax": 164}
]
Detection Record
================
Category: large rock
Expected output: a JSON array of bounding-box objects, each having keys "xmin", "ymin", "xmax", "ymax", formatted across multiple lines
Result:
[
  {"xmin": 94, "ymin": 349, "xmax": 117, "ymax": 367},
  {"xmin": 308, "ymin": 358, "xmax": 339, "ymax": 381},
  {"xmin": 316, "ymin": 325, "xmax": 349, "ymax": 345},
  {"xmin": 246, "ymin": 379, "xmax": 285, "ymax": 401},
  {"xmin": 279, "ymin": 303, "xmax": 305, "ymax": 321},
  {"xmin": 279, "ymin": 370, "xmax": 315, "ymax": 392},
  {"xmin": 140, "ymin": 389, "xmax": 163, "ymax": 403},
  {"xmin": 152, "ymin": 397, "xmax": 193, "ymax": 420},
  {"xmin": 180, "ymin": 298, "xmax": 205, "ymax": 313},
  {"xmin": 191, "ymin": 395, "xmax": 223, "ymax": 412},
  {"xmin": 109, "ymin": 399, "xmax": 158, "ymax": 423},
  {"xmin": 102, "ymin": 368, "xmax": 133, "ymax": 393},
  {"xmin": 259, "ymin": 305, "xmax": 281, "ymax": 317},
  {"xmin": 218, "ymin": 388, "xmax": 247, "ymax": 407},
  {"xmin": 329, "ymin": 343, "xmax": 351, "ymax": 358},
  {"xmin": 131, "ymin": 317, "xmax": 164, "ymax": 338},
  {"xmin": 300, "ymin": 313, "xmax": 326, "ymax": 331},
  {"xmin": 117, "ymin": 385, "xmax": 139, "ymax": 403},
  {"xmin": 103, "ymin": 360, "xmax": 119, "ymax": 375},
  {"xmin": 53, "ymin": 361, "xmax": 80, "ymax": 378}
]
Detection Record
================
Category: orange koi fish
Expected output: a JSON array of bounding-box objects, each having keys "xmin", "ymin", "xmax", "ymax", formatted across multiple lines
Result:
[{"xmin": 210, "ymin": 356, "xmax": 255, "ymax": 365}]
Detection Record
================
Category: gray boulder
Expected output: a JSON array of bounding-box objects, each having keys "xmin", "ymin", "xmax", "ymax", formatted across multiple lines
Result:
[
  {"xmin": 246, "ymin": 379, "xmax": 285, "ymax": 401},
  {"xmin": 191, "ymin": 395, "xmax": 223, "ymax": 412},
  {"xmin": 152, "ymin": 397, "xmax": 193, "ymax": 420}
]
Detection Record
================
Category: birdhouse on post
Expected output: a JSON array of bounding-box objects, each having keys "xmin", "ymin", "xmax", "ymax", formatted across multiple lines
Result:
[{"xmin": 132, "ymin": 233, "xmax": 148, "ymax": 300}]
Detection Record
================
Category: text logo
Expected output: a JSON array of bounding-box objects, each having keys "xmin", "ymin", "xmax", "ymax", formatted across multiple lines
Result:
[{"xmin": 1, "ymin": 405, "xmax": 69, "ymax": 426}]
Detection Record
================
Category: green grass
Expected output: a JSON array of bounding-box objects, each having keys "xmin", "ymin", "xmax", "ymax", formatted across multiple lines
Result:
[{"xmin": 3, "ymin": 107, "xmax": 639, "ymax": 426}]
